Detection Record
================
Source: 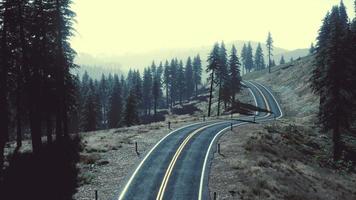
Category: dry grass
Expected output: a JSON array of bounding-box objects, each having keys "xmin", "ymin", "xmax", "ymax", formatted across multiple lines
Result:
[
  {"xmin": 74, "ymin": 114, "xmax": 203, "ymax": 200},
  {"xmin": 209, "ymin": 122, "xmax": 356, "ymax": 200}
]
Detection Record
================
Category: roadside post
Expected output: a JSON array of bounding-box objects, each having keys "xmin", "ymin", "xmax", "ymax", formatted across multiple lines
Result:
[
  {"xmin": 213, "ymin": 192, "xmax": 217, "ymax": 200},
  {"xmin": 168, "ymin": 121, "xmax": 171, "ymax": 129},
  {"xmin": 135, "ymin": 142, "xmax": 139, "ymax": 155},
  {"xmin": 253, "ymin": 115, "xmax": 256, "ymax": 122},
  {"xmin": 95, "ymin": 190, "xmax": 98, "ymax": 200},
  {"xmin": 217, "ymin": 143, "xmax": 221, "ymax": 155}
]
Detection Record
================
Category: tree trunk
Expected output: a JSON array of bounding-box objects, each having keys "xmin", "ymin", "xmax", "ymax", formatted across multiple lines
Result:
[
  {"xmin": 30, "ymin": 106, "xmax": 42, "ymax": 154},
  {"xmin": 0, "ymin": 4, "xmax": 9, "ymax": 171},
  {"xmin": 333, "ymin": 125, "xmax": 342, "ymax": 161},
  {"xmin": 56, "ymin": 107, "xmax": 63, "ymax": 139},
  {"xmin": 195, "ymin": 83, "xmax": 198, "ymax": 98},
  {"xmin": 217, "ymin": 80, "xmax": 221, "ymax": 116},
  {"xmin": 47, "ymin": 114, "xmax": 53, "ymax": 144},
  {"xmin": 268, "ymin": 51, "xmax": 271, "ymax": 73},
  {"xmin": 16, "ymin": 110, "xmax": 22, "ymax": 148},
  {"xmin": 208, "ymin": 71, "xmax": 214, "ymax": 117}
]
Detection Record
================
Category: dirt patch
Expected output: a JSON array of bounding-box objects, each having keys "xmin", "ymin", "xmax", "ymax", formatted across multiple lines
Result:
[{"xmin": 209, "ymin": 121, "xmax": 356, "ymax": 200}]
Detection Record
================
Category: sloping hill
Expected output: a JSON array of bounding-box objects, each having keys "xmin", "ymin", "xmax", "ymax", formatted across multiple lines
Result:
[
  {"xmin": 244, "ymin": 55, "xmax": 318, "ymax": 123},
  {"xmin": 209, "ymin": 55, "xmax": 356, "ymax": 200}
]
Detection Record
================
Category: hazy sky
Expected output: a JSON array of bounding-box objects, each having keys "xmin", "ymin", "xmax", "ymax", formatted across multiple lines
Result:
[{"xmin": 70, "ymin": 0, "xmax": 355, "ymax": 55}]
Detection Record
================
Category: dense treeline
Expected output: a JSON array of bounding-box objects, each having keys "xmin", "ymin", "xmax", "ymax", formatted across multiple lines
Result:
[
  {"xmin": 0, "ymin": 0, "xmax": 81, "ymax": 199},
  {"xmin": 311, "ymin": 0, "xmax": 356, "ymax": 161},
  {"xmin": 76, "ymin": 55, "xmax": 203, "ymax": 132},
  {"xmin": 239, "ymin": 33, "xmax": 277, "ymax": 74},
  {"xmin": 0, "ymin": 0, "xmax": 77, "ymax": 166},
  {"xmin": 206, "ymin": 42, "xmax": 242, "ymax": 117}
]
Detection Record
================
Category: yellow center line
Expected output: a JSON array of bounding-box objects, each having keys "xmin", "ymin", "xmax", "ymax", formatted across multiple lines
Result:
[
  {"xmin": 156, "ymin": 122, "xmax": 224, "ymax": 200},
  {"xmin": 249, "ymin": 81, "xmax": 271, "ymax": 115}
]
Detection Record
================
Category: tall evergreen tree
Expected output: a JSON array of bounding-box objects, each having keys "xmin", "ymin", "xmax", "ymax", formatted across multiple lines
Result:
[
  {"xmin": 254, "ymin": 43, "xmax": 265, "ymax": 70},
  {"xmin": 163, "ymin": 60, "xmax": 170, "ymax": 108},
  {"xmin": 279, "ymin": 55, "xmax": 285, "ymax": 65},
  {"xmin": 152, "ymin": 62, "xmax": 163, "ymax": 114},
  {"xmin": 245, "ymin": 42, "xmax": 254, "ymax": 72},
  {"xmin": 266, "ymin": 32, "xmax": 274, "ymax": 73},
  {"xmin": 108, "ymin": 76, "xmax": 122, "ymax": 128},
  {"xmin": 184, "ymin": 57, "xmax": 194, "ymax": 100},
  {"xmin": 142, "ymin": 67, "xmax": 153, "ymax": 115},
  {"xmin": 311, "ymin": 4, "xmax": 354, "ymax": 161},
  {"xmin": 81, "ymin": 80, "xmax": 99, "ymax": 132},
  {"xmin": 228, "ymin": 45, "xmax": 242, "ymax": 103},
  {"xmin": 0, "ymin": 0, "xmax": 11, "ymax": 169},
  {"xmin": 192, "ymin": 55, "xmax": 202, "ymax": 97},
  {"xmin": 124, "ymin": 90, "xmax": 140, "ymax": 127},
  {"xmin": 169, "ymin": 59, "xmax": 178, "ymax": 107},
  {"xmin": 99, "ymin": 74, "xmax": 109, "ymax": 128},
  {"xmin": 207, "ymin": 43, "xmax": 220, "ymax": 117},
  {"xmin": 241, "ymin": 43, "xmax": 247, "ymax": 75},
  {"xmin": 217, "ymin": 42, "xmax": 229, "ymax": 114},
  {"xmin": 177, "ymin": 60, "xmax": 185, "ymax": 104}
]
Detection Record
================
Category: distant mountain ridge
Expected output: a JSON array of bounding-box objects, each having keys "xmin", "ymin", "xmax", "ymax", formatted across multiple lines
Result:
[{"xmin": 74, "ymin": 41, "xmax": 309, "ymax": 75}]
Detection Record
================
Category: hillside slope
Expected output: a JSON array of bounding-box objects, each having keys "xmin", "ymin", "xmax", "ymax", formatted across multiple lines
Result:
[
  {"xmin": 244, "ymin": 55, "xmax": 318, "ymax": 123},
  {"xmin": 209, "ymin": 56, "xmax": 356, "ymax": 200}
]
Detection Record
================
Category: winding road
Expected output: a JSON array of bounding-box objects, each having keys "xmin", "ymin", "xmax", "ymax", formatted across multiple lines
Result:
[{"xmin": 117, "ymin": 81, "xmax": 283, "ymax": 200}]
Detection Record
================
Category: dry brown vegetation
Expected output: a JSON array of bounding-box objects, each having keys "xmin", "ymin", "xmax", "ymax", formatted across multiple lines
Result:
[{"xmin": 209, "ymin": 56, "xmax": 356, "ymax": 199}]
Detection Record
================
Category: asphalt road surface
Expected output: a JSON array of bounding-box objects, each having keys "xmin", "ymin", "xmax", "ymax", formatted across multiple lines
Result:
[{"xmin": 117, "ymin": 81, "xmax": 283, "ymax": 200}]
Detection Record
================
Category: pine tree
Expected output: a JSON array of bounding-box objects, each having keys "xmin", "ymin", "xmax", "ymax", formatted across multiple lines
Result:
[
  {"xmin": 245, "ymin": 42, "xmax": 254, "ymax": 72},
  {"xmin": 254, "ymin": 43, "xmax": 265, "ymax": 70},
  {"xmin": 169, "ymin": 59, "xmax": 178, "ymax": 107},
  {"xmin": 152, "ymin": 62, "xmax": 163, "ymax": 114},
  {"xmin": 311, "ymin": 4, "xmax": 354, "ymax": 161},
  {"xmin": 207, "ymin": 43, "xmax": 220, "ymax": 117},
  {"xmin": 142, "ymin": 67, "xmax": 153, "ymax": 115},
  {"xmin": 266, "ymin": 32, "xmax": 274, "ymax": 73},
  {"xmin": 228, "ymin": 45, "xmax": 242, "ymax": 103},
  {"xmin": 177, "ymin": 60, "xmax": 185, "ymax": 104},
  {"xmin": 279, "ymin": 55, "xmax": 285, "ymax": 65},
  {"xmin": 217, "ymin": 42, "xmax": 229, "ymax": 114},
  {"xmin": 99, "ymin": 74, "xmax": 109, "ymax": 128},
  {"xmin": 241, "ymin": 43, "xmax": 247, "ymax": 75},
  {"xmin": 192, "ymin": 55, "xmax": 202, "ymax": 97},
  {"xmin": 124, "ymin": 90, "xmax": 140, "ymax": 127},
  {"xmin": 81, "ymin": 80, "xmax": 99, "ymax": 132},
  {"xmin": 163, "ymin": 60, "xmax": 170, "ymax": 108},
  {"xmin": 108, "ymin": 76, "xmax": 123, "ymax": 128},
  {"xmin": 184, "ymin": 57, "xmax": 194, "ymax": 100},
  {"xmin": 0, "ymin": 0, "xmax": 11, "ymax": 169},
  {"xmin": 132, "ymin": 70, "xmax": 143, "ymax": 112}
]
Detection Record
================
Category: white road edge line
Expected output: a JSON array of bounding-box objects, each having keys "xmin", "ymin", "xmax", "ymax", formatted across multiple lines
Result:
[
  {"xmin": 156, "ymin": 121, "xmax": 230, "ymax": 200},
  {"xmin": 118, "ymin": 120, "xmax": 213, "ymax": 200},
  {"xmin": 247, "ymin": 81, "xmax": 271, "ymax": 118},
  {"xmin": 252, "ymin": 81, "xmax": 283, "ymax": 119},
  {"xmin": 198, "ymin": 121, "xmax": 248, "ymax": 200},
  {"xmin": 245, "ymin": 82, "xmax": 259, "ymax": 116},
  {"xmin": 198, "ymin": 81, "xmax": 282, "ymax": 200}
]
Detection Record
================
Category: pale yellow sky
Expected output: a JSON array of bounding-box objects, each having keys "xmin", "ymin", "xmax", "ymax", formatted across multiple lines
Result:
[{"xmin": 70, "ymin": 0, "xmax": 355, "ymax": 55}]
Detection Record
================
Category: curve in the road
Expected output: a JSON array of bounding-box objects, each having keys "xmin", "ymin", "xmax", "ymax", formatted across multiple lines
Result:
[{"xmin": 118, "ymin": 81, "xmax": 282, "ymax": 200}]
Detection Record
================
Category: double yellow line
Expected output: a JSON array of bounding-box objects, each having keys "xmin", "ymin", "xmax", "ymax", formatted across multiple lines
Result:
[{"xmin": 156, "ymin": 122, "xmax": 224, "ymax": 200}]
